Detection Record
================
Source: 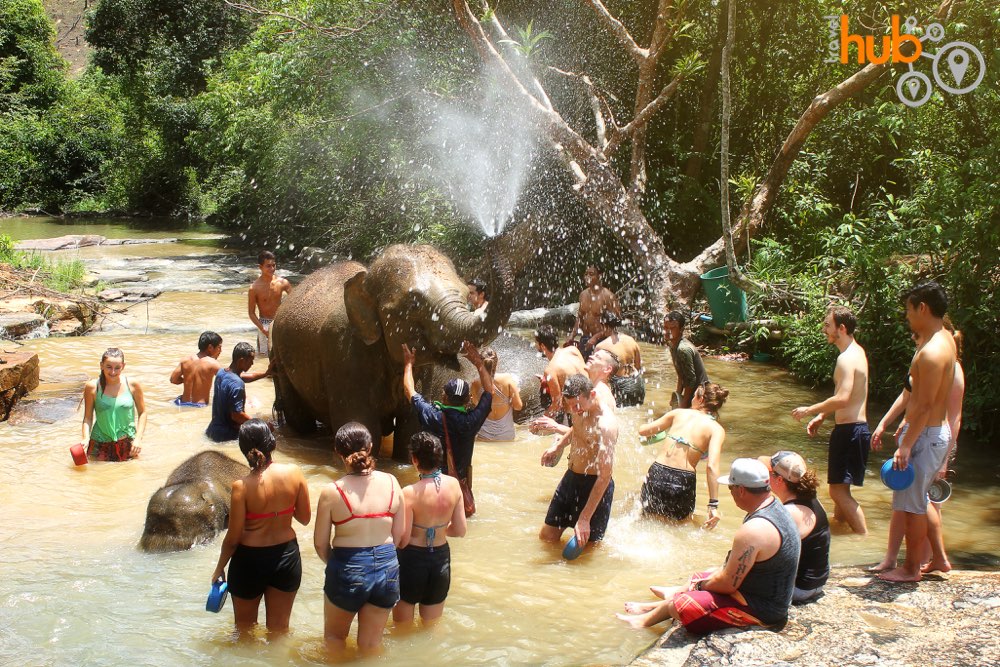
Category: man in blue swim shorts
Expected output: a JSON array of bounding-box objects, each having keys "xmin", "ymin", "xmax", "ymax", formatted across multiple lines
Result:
[
  {"xmin": 540, "ymin": 374, "xmax": 617, "ymax": 553},
  {"xmin": 792, "ymin": 305, "xmax": 870, "ymax": 535},
  {"xmin": 879, "ymin": 282, "xmax": 957, "ymax": 583}
]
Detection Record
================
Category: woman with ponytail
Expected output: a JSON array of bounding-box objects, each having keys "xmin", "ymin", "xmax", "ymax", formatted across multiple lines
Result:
[
  {"xmin": 314, "ymin": 422, "xmax": 405, "ymax": 655},
  {"xmin": 80, "ymin": 348, "xmax": 147, "ymax": 461},
  {"xmin": 211, "ymin": 419, "xmax": 310, "ymax": 635}
]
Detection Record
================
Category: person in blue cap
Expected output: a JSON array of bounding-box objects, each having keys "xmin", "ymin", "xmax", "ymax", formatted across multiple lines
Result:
[{"xmin": 401, "ymin": 341, "xmax": 493, "ymax": 517}]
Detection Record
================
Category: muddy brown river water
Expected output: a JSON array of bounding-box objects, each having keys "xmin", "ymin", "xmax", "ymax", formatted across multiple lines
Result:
[{"xmin": 1, "ymin": 218, "xmax": 997, "ymax": 665}]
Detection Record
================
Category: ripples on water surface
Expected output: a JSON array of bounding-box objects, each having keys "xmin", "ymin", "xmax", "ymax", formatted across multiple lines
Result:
[{"xmin": 1, "ymin": 219, "xmax": 997, "ymax": 665}]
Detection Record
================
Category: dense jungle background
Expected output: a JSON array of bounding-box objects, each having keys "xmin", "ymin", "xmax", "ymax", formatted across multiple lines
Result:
[{"xmin": 1, "ymin": 0, "xmax": 997, "ymax": 438}]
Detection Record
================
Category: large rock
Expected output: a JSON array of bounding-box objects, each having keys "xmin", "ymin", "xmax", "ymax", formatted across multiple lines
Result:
[
  {"xmin": 15, "ymin": 235, "xmax": 178, "ymax": 251},
  {"xmin": 98, "ymin": 287, "xmax": 163, "ymax": 302},
  {"xmin": 0, "ymin": 351, "xmax": 40, "ymax": 420},
  {"xmin": 507, "ymin": 303, "xmax": 578, "ymax": 330},
  {"xmin": 631, "ymin": 568, "xmax": 1000, "ymax": 667},
  {"xmin": 0, "ymin": 313, "xmax": 46, "ymax": 338},
  {"xmin": 85, "ymin": 269, "xmax": 148, "ymax": 286}
]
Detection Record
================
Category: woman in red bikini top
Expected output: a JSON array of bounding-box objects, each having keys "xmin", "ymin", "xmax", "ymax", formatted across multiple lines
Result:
[
  {"xmin": 314, "ymin": 421, "xmax": 405, "ymax": 655},
  {"xmin": 211, "ymin": 419, "xmax": 311, "ymax": 635}
]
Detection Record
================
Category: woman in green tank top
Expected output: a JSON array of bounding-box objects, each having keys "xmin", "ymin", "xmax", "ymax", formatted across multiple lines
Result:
[{"xmin": 80, "ymin": 348, "xmax": 147, "ymax": 461}]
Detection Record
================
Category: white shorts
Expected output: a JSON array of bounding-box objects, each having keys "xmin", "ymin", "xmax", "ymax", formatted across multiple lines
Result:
[
  {"xmin": 257, "ymin": 318, "xmax": 272, "ymax": 356},
  {"xmin": 892, "ymin": 424, "xmax": 951, "ymax": 514}
]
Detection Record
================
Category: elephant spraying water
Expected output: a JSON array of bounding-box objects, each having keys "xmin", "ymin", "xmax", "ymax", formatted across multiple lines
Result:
[{"xmin": 270, "ymin": 244, "xmax": 514, "ymax": 460}]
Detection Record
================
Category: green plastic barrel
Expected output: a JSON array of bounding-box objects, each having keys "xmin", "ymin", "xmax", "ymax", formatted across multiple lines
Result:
[{"xmin": 699, "ymin": 266, "xmax": 748, "ymax": 328}]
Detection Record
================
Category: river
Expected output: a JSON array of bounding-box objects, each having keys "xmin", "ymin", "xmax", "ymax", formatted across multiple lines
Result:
[{"xmin": 1, "ymin": 218, "xmax": 997, "ymax": 666}]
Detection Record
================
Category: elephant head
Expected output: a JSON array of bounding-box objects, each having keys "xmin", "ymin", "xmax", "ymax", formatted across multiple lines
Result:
[
  {"xmin": 344, "ymin": 244, "xmax": 514, "ymax": 365},
  {"xmin": 139, "ymin": 480, "xmax": 230, "ymax": 552}
]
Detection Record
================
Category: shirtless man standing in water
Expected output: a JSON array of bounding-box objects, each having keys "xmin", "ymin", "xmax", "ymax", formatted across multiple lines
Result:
[
  {"xmin": 540, "ymin": 374, "xmax": 618, "ymax": 554},
  {"xmin": 792, "ymin": 306, "xmax": 870, "ymax": 535},
  {"xmin": 248, "ymin": 250, "xmax": 292, "ymax": 357},
  {"xmin": 567, "ymin": 266, "xmax": 619, "ymax": 357},
  {"xmin": 169, "ymin": 331, "xmax": 223, "ymax": 406},
  {"xmin": 532, "ymin": 325, "xmax": 586, "ymax": 424}
]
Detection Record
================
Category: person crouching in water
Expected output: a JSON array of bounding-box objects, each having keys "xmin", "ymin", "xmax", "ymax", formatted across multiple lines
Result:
[
  {"xmin": 760, "ymin": 451, "xmax": 830, "ymax": 604},
  {"xmin": 394, "ymin": 432, "xmax": 467, "ymax": 627},
  {"xmin": 314, "ymin": 422, "xmax": 405, "ymax": 656},
  {"xmin": 211, "ymin": 419, "xmax": 311, "ymax": 635},
  {"xmin": 636, "ymin": 382, "xmax": 729, "ymax": 529}
]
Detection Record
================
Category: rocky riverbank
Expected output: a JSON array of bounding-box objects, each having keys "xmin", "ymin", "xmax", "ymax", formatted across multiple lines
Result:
[{"xmin": 630, "ymin": 567, "xmax": 1000, "ymax": 667}]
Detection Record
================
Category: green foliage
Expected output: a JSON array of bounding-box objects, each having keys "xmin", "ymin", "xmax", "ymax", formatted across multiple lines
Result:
[
  {"xmin": 0, "ymin": 234, "xmax": 87, "ymax": 291},
  {"xmin": 0, "ymin": 0, "xmax": 66, "ymax": 113},
  {"xmin": 500, "ymin": 20, "xmax": 553, "ymax": 59}
]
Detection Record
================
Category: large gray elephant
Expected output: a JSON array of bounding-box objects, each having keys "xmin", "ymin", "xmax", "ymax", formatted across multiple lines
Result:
[
  {"xmin": 271, "ymin": 244, "xmax": 513, "ymax": 460},
  {"xmin": 139, "ymin": 451, "xmax": 249, "ymax": 552}
]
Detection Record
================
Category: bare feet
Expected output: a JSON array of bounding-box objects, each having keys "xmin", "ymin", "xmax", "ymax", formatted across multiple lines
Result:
[
  {"xmin": 878, "ymin": 567, "xmax": 922, "ymax": 583},
  {"xmin": 616, "ymin": 612, "xmax": 662, "ymax": 629},
  {"xmin": 921, "ymin": 560, "xmax": 952, "ymax": 574},
  {"xmin": 867, "ymin": 560, "xmax": 897, "ymax": 573},
  {"xmin": 623, "ymin": 601, "xmax": 659, "ymax": 615},
  {"xmin": 649, "ymin": 585, "xmax": 680, "ymax": 600}
]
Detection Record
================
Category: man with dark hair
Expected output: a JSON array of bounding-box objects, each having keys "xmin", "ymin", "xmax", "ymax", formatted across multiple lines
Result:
[
  {"xmin": 170, "ymin": 331, "xmax": 223, "ymax": 406},
  {"xmin": 402, "ymin": 341, "xmax": 493, "ymax": 517},
  {"xmin": 533, "ymin": 324, "xmax": 586, "ymax": 423},
  {"xmin": 466, "ymin": 279, "xmax": 488, "ymax": 314},
  {"xmin": 880, "ymin": 281, "xmax": 956, "ymax": 583},
  {"xmin": 206, "ymin": 342, "xmax": 271, "ymax": 441},
  {"xmin": 248, "ymin": 249, "xmax": 292, "ymax": 356},
  {"xmin": 792, "ymin": 304, "xmax": 870, "ymax": 534},
  {"xmin": 567, "ymin": 265, "xmax": 620, "ymax": 357},
  {"xmin": 539, "ymin": 374, "xmax": 618, "ymax": 555},
  {"xmin": 664, "ymin": 310, "xmax": 709, "ymax": 408},
  {"xmin": 595, "ymin": 310, "xmax": 645, "ymax": 407},
  {"xmin": 618, "ymin": 458, "xmax": 800, "ymax": 633},
  {"xmin": 761, "ymin": 451, "xmax": 830, "ymax": 603}
]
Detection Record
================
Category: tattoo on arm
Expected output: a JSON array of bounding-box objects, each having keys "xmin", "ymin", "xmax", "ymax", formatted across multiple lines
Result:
[{"xmin": 732, "ymin": 546, "xmax": 755, "ymax": 586}]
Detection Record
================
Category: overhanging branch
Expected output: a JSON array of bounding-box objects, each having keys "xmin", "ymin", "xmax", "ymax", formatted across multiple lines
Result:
[{"xmin": 583, "ymin": 0, "xmax": 648, "ymax": 64}]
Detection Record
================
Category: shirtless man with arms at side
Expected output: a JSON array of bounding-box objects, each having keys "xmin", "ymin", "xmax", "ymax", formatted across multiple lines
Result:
[
  {"xmin": 170, "ymin": 331, "xmax": 223, "ymax": 406},
  {"xmin": 539, "ymin": 374, "xmax": 618, "ymax": 555},
  {"xmin": 532, "ymin": 325, "xmax": 586, "ymax": 424},
  {"xmin": 567, "ymin": 266, "xmax": 619, "ymax": 357},
  {"xmin": 879, "ymin": 282, "xmax": 956, "ymax": 583},
  {"xmin": 792, "ymin": 305, "xmax": 870, "ymax": 535},
  {"xmin": 248, "ymin": 250, "xmax": 292, "ymax": 357}
]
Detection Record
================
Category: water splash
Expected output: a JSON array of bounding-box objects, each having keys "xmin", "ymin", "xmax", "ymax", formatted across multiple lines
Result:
[{"xmin": 416, "ymin": 74, "xmax": 537, "ymax": 237}]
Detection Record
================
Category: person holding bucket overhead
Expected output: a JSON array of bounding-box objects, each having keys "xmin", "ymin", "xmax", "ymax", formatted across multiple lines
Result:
[{"xmin": 79, "ymin": 347, "xmax": 147, "ymax": 461}]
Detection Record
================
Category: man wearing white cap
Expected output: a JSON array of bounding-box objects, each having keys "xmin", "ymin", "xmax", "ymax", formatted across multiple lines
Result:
[
  {"xmin": 617, "ymin": 458, "xmax": 800, "ymax": 633},
  {"xmin": 761, "ymin": 451, "xmax": 830, "ymax": 603}
]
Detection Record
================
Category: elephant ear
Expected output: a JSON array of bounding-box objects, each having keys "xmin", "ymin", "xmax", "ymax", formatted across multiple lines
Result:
[{"xmin": 344, "ymin": 269, "xmax": 382, "ymax": 345}]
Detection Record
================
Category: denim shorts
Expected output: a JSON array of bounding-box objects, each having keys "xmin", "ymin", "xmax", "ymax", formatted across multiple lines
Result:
[{"xmin": 324, "ymin": 543, "xmax": 400, "ymax": 613}]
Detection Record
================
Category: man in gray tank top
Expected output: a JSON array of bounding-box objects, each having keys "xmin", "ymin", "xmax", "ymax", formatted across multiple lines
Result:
[{"xmin": 618, "ymin": 459, "xmax": 800, "ymax": 633}]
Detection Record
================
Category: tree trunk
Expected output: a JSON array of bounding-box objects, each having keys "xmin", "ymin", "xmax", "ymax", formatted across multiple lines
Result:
[{"xmin": 683, "ymin": 0, "xmax": 727, "ymax": 181}]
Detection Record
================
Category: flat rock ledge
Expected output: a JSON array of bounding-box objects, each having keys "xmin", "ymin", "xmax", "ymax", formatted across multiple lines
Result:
[
  {"xmin": 15, "ymin": 235, "xmax": 178, "ymax": 251},
  {"xmin": 630, "ymin": 568, "xmax": 1000, "ymax": 667}
]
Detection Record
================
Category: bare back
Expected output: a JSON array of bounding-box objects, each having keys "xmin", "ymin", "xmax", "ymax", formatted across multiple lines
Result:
[
  {"xmin": 236, "ymin": 463, "xmax": 310, "ymax": 547},
  {"xmin": 324, "ymin": 471, "xmax": 403, "ymax": 548},
  {"xmin": 178, "ymin": 354, "xmax": 221, "ymax": 404},
  {"xmin": 652, "ymin": 409, "xmax": 725, "ymax": 472},
  {"xmin": 577, "ymin": 286, "xmax": 619, "ymax": 337},
  {"xmin": 403, "ymin": 475, "xmax": 465, "ymax": 549},
  {"xmin": 596, "ymin": 332, "xmax": 642, "ymax": 375},
  {"xmin": 473, "ymin": 372, "xmax": 522, "ymax": 421},
  {"xmin": 545, "ymin": 347, "xmax": 586, "ymax": 392},
  {"xmin": 833, "ymin": 341, "xmax": 869, "ymax": 424}
]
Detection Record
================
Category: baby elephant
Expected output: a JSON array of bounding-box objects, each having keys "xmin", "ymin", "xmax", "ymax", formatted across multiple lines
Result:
[{"xmin": 139, "ymin": 450, "xmax": 249, "ymax": 552}]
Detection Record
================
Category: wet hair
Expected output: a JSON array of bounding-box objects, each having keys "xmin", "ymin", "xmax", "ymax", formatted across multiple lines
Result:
[
  {"xmin": 468, "ymin": 279, "xmax": 488, "ymax": 301},
  {"xmin": 786, "ymin": 468, "xmax": 820, "ymax": 500},
  {"xmin": 239, "ymin": 418, "xmax": 275, "ymax": 472},
  {"xmin": 482, "ymin": 347, "xmax": 499, "ymax": 377},
  {"xmin": 98, "ymin": 347, "xmax": 125, "ymax": 391},
  {"xmin": 562, "ymin": 373, "xmax": 593, "ymax": 399},
  {"xmin": 600, "ymin": 310, "xmax": 622, "ymax": 328},
  {"xmin": 593, "ymin": 348, "xmax": 620, "ymax": 376},
  {"xmin": 905, "ymin": 281, "xmax": 947, "ymax": 318},
  {"xmin": 943, "ymin": 315, "xmax": 963, "ymax": 362},
  {"xmin": 664, "ymin": 310, "xmax": 686, "ymax": 330},
  {"xmin": 408, "ymin": 431, "xmax": 443, "ymax": 472},
  {"xmin": 827, "ymin": 305, "xmax": 857, "ymax": 335},
  {"xmin": 198, "ymin": 331, "xmax": 222, "ymax": 352},
  {"xmin": 258, "ymin": 250, "xmax": 276, "ymax": 265},
  {"xmin": 699, "ymin": 382, "xmax": 730, "ymax": 414},
  {"xmin": 231, "ymin": 341, "xmax": 255, "ymax": 367},
  {"xmin": 534, "ymin": 324, "xmax": 558, "ymax": 352},
  {"xmin": 334, "ymin": 421, "xmax": 375, "ymax": 473}
]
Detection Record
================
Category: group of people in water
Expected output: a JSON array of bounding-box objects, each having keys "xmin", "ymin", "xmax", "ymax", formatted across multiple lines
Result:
[{"xmin": 76, "ymin": 252, "xmax": 965, "ymax": 652}]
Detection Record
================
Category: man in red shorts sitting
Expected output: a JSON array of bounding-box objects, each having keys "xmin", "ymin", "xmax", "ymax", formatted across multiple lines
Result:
[{"xmin": 617, "ymin": 458, "xmax": 800, "ymax": 634}]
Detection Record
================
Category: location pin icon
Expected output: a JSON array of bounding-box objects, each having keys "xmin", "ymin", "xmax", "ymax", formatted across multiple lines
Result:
[
  {"xmin": 947, "ymin": 49, "xmax": 969, "ymax": 86},
  {"xmin": 907, "ymin": 78, "xmax": 920, "ymax": 98}
]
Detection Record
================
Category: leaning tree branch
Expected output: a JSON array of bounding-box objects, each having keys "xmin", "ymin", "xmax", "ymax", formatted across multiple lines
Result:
[
  {"xmin": 480, "ymin": 1, "xmax": 554, "ymax": 111},
  {"xmin": 223, "ymin": 0, "xmax": 387, "ymax": 39},
  {"xmin": 606, "ymin": 73, "xmax": 685, "ymax": 155},
  {"xmin": 582, "ymin": 0, "xmax": 648, "ymax": 64},
  {"xmin": 547, "ymin": 66, "xmax": 617, "ymax": 149}
]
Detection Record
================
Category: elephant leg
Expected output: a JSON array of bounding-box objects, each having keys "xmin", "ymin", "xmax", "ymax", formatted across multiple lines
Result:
[
  {"xmin": 274, "ymin": 372, "xmax": 317, "ymax": 434},
  {"xmin": 391, "ymin": 412, "xmax": 421, "ymax": 464}
]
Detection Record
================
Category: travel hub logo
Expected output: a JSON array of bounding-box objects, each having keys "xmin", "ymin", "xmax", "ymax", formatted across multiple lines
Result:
[{"xmin": 825, "ymin": 14, "xmax": 985, "ymax": 108}]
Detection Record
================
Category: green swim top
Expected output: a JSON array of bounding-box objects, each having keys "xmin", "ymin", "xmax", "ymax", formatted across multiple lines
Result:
[{"xmin": 91, "ymin": 377, "xmax": 136, "ymax": 442}]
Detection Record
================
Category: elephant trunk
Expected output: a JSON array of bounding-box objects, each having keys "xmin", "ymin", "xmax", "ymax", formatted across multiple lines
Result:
[{"xmin": 425, "ymin": 248, "xmax": 515, "ymax": 351}]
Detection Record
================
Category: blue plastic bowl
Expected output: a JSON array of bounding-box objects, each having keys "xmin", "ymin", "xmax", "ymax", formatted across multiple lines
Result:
[
  {"xmin": 562, "ymin": 535, "xmax": 584, "ymax": 560},
  {"xmin": 206, "ymin": 579, "xmax": 229, "ymax": 613},
  {"xmin": 880, "ymin": 459, "xmax": 915, "ymax": 491}
]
